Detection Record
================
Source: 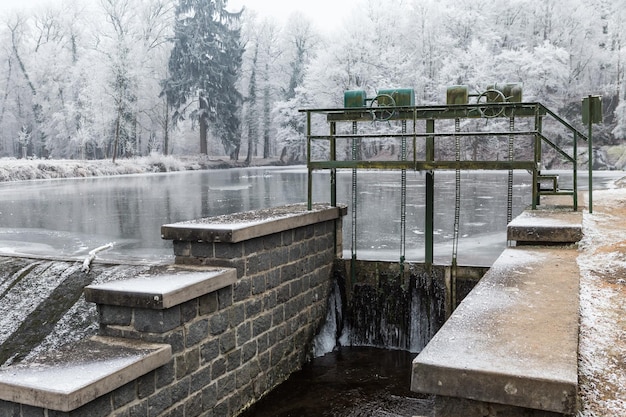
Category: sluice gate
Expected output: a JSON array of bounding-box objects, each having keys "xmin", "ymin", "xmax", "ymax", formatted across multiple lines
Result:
[{"xmin": 302, "ymin": 85, "xmax": 593, "ymax": 270}]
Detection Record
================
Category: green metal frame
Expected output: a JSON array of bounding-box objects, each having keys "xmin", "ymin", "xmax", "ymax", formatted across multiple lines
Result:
[{"xmin": 303, "ymin": 102, "xmax": 588, "ymax": 267}]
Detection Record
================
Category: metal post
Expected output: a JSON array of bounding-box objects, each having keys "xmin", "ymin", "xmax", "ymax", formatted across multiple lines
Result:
[
  {"xmin": 573, "ymin": 131, "xmax": 578, "ymax": 211},
  {"xmin": 587, "ymin": 96, "xmax": 594, "ymax": 214},
  {"xmin": 532, "ymin": 108, "xmax": 543, "ymax": 209},
  {"xmin": 425, "ymin": 119, "xmax": 435, "ymax": 269},
  {"xmin": 307, "ymin": 111, "xmax": 312, "ymax": 210},
  {"xmin": 330, "ymin": 121, "xmax": 337, "ymax": 207}
]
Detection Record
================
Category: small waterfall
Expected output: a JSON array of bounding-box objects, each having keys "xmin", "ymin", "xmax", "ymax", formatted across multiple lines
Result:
[
  {"xmin": 312, "ymin": 280, "xmax": 344, "ymax": 357},
  {"xmin": 409, "ymin": 269, "xmax": 447, "ymax": 352},
  {"xmin": 313, "ymin": 262, "xmax": 448, "ymax": 354}
]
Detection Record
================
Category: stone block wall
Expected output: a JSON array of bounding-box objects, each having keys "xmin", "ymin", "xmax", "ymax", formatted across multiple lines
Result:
[
  {"xmin": 150, "ymin": 205, "xmax": 345, "ymax": 416},
  {"xmin": 0, "ymin": 204, "xmax": 345, "ymax": 417}
]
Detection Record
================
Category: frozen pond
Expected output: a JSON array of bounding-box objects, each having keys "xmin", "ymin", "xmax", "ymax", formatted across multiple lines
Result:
[{"xmin": 0, "ymin": 167, "xmax": 620, "ymax": 266}]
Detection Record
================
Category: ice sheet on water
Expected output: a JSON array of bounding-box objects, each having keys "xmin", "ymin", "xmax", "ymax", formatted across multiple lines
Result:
[{"xmin": 0, "ymin": 228, "xmax": 171, "ymax": 263}]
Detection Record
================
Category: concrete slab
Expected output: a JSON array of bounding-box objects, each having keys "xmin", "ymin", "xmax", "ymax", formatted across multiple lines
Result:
[
  {"xmin": 84, "ymin": 265, "xmax": 237, "ymax": 309},
  {"xmin": 161, "ymin": 203, "xmax": 347, "ymax": 243},
  {"xmin": 0, "ymin": 336, "xmax": 171, "ymax": 412},
  {"xmin": 507, "ymin": 209, "xmax": 582, "ymax": 244},
  {"xmin": 411, "ymin": 247, "xmax": 579, "ymax": 414}
]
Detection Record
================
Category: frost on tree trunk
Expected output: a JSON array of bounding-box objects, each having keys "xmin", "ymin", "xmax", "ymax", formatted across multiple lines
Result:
[{"xmin": 199, "ymin": 92, "xmax": 208, "ymax": 155}]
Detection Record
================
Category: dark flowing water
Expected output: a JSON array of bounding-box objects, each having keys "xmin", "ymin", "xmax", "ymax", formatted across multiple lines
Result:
[{"xmin": 240, "ymin": 347, "xmax": 433, "ymax": 417}]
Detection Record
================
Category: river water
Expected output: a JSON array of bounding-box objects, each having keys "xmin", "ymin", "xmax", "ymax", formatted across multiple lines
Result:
[{"xmin": 0, "ymin": 166, "xmax": 601, "ymax": 266}]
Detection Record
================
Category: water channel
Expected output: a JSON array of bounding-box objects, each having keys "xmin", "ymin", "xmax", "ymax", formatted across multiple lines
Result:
[
  {"xmin": 0, "ymin": 166, "xmax": 620, "ymax": 417},
  {"xmin": 0, "ymin": 166, "xmax": 597, "ymax": 266}
]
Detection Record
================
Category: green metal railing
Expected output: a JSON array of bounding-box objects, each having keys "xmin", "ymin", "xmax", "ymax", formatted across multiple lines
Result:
[{"xmin": 302, "ymin": 101, "xmax": 589, "ymax": 267}]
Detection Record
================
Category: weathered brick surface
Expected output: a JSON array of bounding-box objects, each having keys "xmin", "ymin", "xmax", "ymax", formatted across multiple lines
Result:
[{"xmin": 4, "ymin": 214, "xmax": 340, "ymax": 417}]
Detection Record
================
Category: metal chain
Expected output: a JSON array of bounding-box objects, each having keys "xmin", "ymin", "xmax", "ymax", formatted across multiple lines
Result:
[
  {"xmin": 507, "ymin": 116, "xmax": 515, "ymax": 224},
  {"xmin": 351, "ymin": 121, "xmax": 358, "ymax": 262},
  {"xmin": 452, "ymin": 118, "xmax": 461, "ymax": 267},
  {"xmin": 400, "ymin": 120, "xmax": 407, "ymax": 269}
]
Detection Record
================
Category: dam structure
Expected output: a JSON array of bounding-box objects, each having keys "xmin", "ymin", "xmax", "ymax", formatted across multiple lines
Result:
[{"xmin": 0, "ymin": 86, "xmax": 593, "ymax": 416}]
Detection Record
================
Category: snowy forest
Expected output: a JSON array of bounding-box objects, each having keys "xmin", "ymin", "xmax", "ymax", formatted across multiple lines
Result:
[{"xmin": 0, "ymin": 0, "xmax": 624, "ymax": 163}]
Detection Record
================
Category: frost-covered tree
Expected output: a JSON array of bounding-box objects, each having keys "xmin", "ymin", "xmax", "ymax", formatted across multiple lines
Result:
[
  {"xmin": 162, "ymin": 0, "xmax": 244, "ymax": 158},
  {"xmin": 0, "ymin": 0, "xmax": 624, "ymax": 161},
  {"xmin": 259, "ymin": 20, "xmax": 282, "ymax": 159},
  {"xmin": 271, "ymin": 12, "xmax": 319, "ymax": 161},
  {"xmin": 243, "ymin": 40, "xmax": 258, "ymax": 165},
  {"xmin": 240, "ymin": 13, "xmax": 282, "ymax": 162},
  {"xmin": 281, "ymin": 12, "xmax": 318, "ymax": 101}
]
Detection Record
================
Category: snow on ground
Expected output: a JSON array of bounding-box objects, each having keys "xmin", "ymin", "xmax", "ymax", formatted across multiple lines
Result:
[
  {"xmin": 0, "ymin": 155, "xmax": 281, "ymax": 182},
  {"xmin": 577, "ymin": 188, "xmax": 626, "ymax": 416}
]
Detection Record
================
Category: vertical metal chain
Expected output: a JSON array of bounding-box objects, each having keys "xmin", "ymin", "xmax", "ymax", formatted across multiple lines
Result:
[
  {"xmin": 400, "ymin": 120, "xmax": 407, "ymax": 270},
  {"xmin": 452, "ymin": 118, "xmax": 461, "ymax": 267},
  {"xmin": 351, "ymin": 121, "xmax": 358, "ymax": 268},
  {"xmin": 507, "ymin": 116, "xmax": 515, "ymax": 224},
  {"xmin": 350, "ymin": 122, "xmax": 359, "ymax": 285}
]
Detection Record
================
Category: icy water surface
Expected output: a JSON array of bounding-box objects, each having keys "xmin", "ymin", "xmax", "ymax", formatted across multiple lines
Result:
[
  {"xmin": 0, "ymin": 167, "xmax": 616, "ymax": 265},
  {"xmin": 0, "ymin": 167, "xmax": 550, "ymax": 265},
  {"xmin": 240, "ymin": 347, "xmax": 433, "ymax": 417}
]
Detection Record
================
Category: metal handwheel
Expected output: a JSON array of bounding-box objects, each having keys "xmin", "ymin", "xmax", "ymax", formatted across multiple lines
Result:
[
  {"xmin": 369, "ymin": 94, "xmax": 396, "ymax": 121},
  {"xmin": 476, "ymin": 89, "xmax": 506, "ymax": 118}
]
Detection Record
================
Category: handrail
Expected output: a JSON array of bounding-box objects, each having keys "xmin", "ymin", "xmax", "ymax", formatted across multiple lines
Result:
[
  {"xmin": 536, "ymin": 132, "xmax": 576, "ymax": 164},
  {"xmin": 303, "ymin": 101, "xmax": 584, "ymax": 210},
  {"xmin": 538, "ymin": 103, "xmax": 588, "ymax": 142}
]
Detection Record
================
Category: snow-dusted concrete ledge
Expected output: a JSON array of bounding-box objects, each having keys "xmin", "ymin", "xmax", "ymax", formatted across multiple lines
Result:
[
  {"xmin": 507, "ymin": 209, "xmax": 583, "ymax": 244},
  {"xmin": 161, "ymin": 203, "xmax": 348, "ymax": 243},
  {"xmin": 0, "ymin": 336, "xmax": 171, "ymax": 412},
  {"xmin": 84, "ymin": 266, "xmax": 237, "ymax": 309},
  {"xmin": 411, "ymin": 246, "xmax": 579, "ymax": 416}
]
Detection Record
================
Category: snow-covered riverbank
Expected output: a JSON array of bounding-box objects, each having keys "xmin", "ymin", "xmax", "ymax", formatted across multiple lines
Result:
[{"xmin": 0, "ymin": 155, "xmax": 285, "ymax": 183}]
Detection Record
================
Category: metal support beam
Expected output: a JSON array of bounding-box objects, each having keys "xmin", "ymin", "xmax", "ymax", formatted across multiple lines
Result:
[
  {"xmin": 330, "ymin": 121, "xmax": 337, "ymax": 207},
  {"xmin": 307, "ymin": 111, "xmax": 312, "ymax": 210},
  {"xmin": 426, "ymin": 119, "xmax": 435, "ymax": 269}
]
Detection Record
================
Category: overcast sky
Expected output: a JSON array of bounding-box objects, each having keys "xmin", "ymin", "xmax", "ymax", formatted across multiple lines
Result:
[{"xmin": 0, "ymin": 0, "xmax": 358, "ymax": 33}]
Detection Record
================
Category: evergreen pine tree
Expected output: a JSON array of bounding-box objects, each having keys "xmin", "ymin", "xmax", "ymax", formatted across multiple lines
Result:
[{"xmin": 162, "ymin": 0, "xmax": 243, "ymax": 158}]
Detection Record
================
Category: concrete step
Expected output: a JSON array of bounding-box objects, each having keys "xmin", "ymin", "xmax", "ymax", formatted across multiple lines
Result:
[
  {"xmin": 0, "ymin": 336, "xmax": 171, "ymax": 412},
  {"xmin": 507, "ymin": 209, "xmax": 582, "ymax": 245},
  {"xmin": 411, "ymin": 246, "xmax": 579, "ymax": 416}
]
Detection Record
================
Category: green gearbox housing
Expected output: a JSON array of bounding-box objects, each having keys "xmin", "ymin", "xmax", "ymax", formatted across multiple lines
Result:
[
  {"xmin": 446, "ymin": 86, "xmax": 469, "ymax": 105},
  {"xmin": 376, "ymin": 89, "xmax": 415, "ymax": 107},
  {"xmin": 344, "ymin": 89, "xmax": 416, "ymax": 108},
  {"xmin": 487, "ymin": 83, "xmax": 523, "ymax": 102},
  {"xmin": 344, "ymin": 90, "xmax": 367, "ymax": 108}
]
